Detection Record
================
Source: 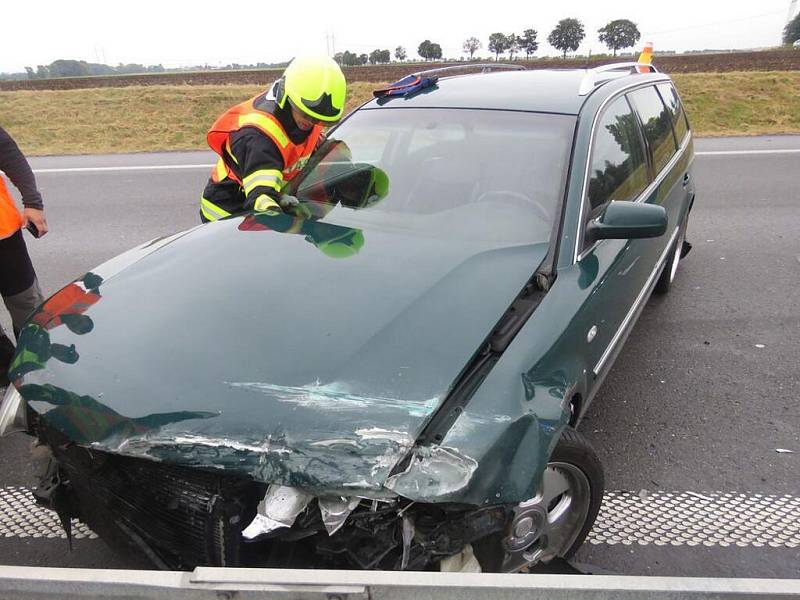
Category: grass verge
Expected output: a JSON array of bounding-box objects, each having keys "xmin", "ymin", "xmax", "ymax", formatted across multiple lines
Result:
[
  {"xmin": 671, "ymin": 72, "xmax": 800, "ymax": 136},
  {"xmin": 1, "ymin": 73, "xmax": 798, "ymax": 156}
]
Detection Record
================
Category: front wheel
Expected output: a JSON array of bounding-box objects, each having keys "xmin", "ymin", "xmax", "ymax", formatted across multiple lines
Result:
[
  {"xmin": 475, "ymin": 427, "xmax": 604, "ymax": 572},
  {"xmin": 654, "ymin": 215, "xmax": 690, "ymax": 295}
]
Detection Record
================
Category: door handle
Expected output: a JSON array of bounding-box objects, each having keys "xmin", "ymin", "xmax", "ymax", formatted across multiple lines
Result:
[{"xmin": 682, "ymin": 173, "xmax": 691, "ymax": 187}]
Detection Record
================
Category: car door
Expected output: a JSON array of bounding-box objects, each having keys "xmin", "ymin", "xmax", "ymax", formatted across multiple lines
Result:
[
  {"xmin": 656, "ymin": 81, "xmax": 695, "ymax": 226},
  {"xmin": 626, "ymin": 84, "xmax": 687, "ymax": 267},
  {"xmin": 572, "ymin": 94, "xmax": 656, "ymax": 381}
]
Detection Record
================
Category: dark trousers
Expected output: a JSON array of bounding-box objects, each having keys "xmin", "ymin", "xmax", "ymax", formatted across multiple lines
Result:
[{"xmin": 0, "ymin": 229, "xmax": 43, "ymax": 339}]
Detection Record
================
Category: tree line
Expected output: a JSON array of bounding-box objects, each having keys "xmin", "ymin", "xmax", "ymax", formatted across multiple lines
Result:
[
  {"xmin": 20, "ymin": 60, "xmax": 167, "ymax": 80},
  {"xmin": 466, "ymin": 18, "xmax": 643, "ymax": 61},
  {"xmin": 7, "ymin": 59, "xmax": 289, "ymax": 81},
  {"xmin": 331, "ymin": 18, "xmax": 644, "ymax": 67}
]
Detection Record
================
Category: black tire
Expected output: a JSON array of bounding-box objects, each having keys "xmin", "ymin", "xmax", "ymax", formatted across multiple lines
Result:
[
  {"xmin": 654, "ymin": 215, "xmax": 689, "ymax": 295},
  {"xmin": 474, "ymin": 427, "xmax": 604, "ymax": 571},
  {"xmin": 552, "ymin": 427, "xmax": 605, "ymax": 559}
]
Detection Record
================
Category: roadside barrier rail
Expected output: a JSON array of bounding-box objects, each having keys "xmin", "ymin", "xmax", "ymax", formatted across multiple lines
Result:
[{"xmin": 1, "ymin": 566, "xmax": 799, "ymax": 599}]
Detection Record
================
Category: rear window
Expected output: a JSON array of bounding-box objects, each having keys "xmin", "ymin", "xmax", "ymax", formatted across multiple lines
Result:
[
  {"xmin": 587, "ymin": 96, "xmax": 650, "ymax": 211},
  {"xmin": 291, "ymin": 108, "xmax": 576, "ymax": 245},
  {"xmin": 656, "ymin": 83, "xmax": 689, "ymax": 144},
  {"xmin": 627, "ymin": 86, "xmax": 677, "ymax": 174}
]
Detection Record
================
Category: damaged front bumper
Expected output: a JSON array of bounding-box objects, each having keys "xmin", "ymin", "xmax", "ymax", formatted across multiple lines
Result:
[
  {"xmin": 10, "ymin": 374, "xmax": 562, "ymax": 572},
  {"xmin": 238, "ymin": 482, "xmax": 509, "ymax": 571},
  {"xmin": 32, "ymin": 421, "xmax": 509, "ymax": 571}
]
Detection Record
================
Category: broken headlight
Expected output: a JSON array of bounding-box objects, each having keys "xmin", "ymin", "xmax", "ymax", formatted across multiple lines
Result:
[{"xmin": 0, "ymin": 385, "xmax": 27, "ymax": 436}]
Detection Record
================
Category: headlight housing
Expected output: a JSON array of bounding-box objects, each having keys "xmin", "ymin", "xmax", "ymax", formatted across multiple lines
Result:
[{"xmin": 0, "ymin": 385, "xmax": 27, "ymax": 436}]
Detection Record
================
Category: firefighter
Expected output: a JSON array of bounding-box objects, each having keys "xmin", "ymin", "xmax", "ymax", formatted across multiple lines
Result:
[
  {"xmin": 200, "ymin": 56, "xmax": 347, "ymax": 223},
  {"xmin": 0, "ymin": 126, "xmax": 48, "ymax": 386}
]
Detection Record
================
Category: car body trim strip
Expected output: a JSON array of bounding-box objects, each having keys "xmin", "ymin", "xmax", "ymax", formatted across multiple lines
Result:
[{"xmin": 592, "ymin": 225, "xmax": 680, "ymax": 377}]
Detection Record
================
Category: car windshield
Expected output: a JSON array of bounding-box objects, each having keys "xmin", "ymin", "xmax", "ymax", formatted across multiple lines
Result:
[{"xmin": 289, "ymin": 107, "xmax": 576, "ymax": 245}]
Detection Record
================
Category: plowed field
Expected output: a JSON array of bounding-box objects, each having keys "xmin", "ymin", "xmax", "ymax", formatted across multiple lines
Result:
[{"xmin": 2, "ymin": 49, "xmax": 798, "ymax": 91}]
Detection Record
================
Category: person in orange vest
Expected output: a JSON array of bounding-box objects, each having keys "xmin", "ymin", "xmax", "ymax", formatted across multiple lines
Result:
[
  {"xmin": 0, "ymin": 126, "xmax": 48, "ymax": 386},
  {"xmin": 199, "ymin": 56, "xmax": 347, "ymax": 223}
]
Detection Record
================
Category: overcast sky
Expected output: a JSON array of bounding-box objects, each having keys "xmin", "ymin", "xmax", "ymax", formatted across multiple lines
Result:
[{"xmin": 1, "ymin": 0, "xmax": 798, "ymax": 72}]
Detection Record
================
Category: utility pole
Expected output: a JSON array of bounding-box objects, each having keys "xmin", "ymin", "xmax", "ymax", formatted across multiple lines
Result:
[
  {"xmin": 325, "ymin": 32, "xmax": 330, "ymax": 56},
  {"xmin": 325, "ymin": 32, "xmax": 336, "ymax": 56}
]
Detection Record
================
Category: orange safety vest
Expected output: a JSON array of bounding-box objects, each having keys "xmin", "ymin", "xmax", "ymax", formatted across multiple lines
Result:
[
  {"xmin": 207, "ymin": 95, "xmax": 323, "ymax": 187},
  {"xmin": 0, "ymin": 176, "xmax": 23, "ymax": 240}
]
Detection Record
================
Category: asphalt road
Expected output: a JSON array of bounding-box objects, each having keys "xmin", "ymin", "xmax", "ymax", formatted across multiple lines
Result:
[{"xmin": 0, "ymin": 135, "xmax": 798, "ymax": 577}]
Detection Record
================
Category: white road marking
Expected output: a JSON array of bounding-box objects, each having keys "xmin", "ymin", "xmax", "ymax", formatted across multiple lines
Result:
[
  {"xmin": 33, "ymin": 164, "xmax": 211, "ymax": 174},
  {"xmin": 2, "ymin": 486, "xmax": 799, "ymax": 547},
  {"xmin": 695, "ymin": 149, "xmax": 800, "ymax": 156},
  {"xmin": 24, "ymin": 148, "xmax": 800, "ymax": 175}
]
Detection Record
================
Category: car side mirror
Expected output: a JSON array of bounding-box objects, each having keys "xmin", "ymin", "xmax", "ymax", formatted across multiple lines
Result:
[{"xmin": 586, "ymin": 201, "xmax": 667, "ymax": 243}]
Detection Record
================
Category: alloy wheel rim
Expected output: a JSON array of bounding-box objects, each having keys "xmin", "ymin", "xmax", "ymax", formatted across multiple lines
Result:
[
  {"xmin": 669, "ymin": 229, "xmax": 685, "ymax": 283},
  {"xmin": 504, "ymin": 460, "xmax": 592, "ymax": 570}
]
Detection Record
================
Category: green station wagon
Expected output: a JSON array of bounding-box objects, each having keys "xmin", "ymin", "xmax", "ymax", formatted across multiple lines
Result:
[{"xmin": 0, "ymin": 60, "xmax": 694, "ymax": 572}]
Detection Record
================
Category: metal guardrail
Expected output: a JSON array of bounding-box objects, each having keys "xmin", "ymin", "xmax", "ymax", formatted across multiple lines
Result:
[{"xmin": 1, "ymin": 566, "xmax": 799, "ymax": 599}]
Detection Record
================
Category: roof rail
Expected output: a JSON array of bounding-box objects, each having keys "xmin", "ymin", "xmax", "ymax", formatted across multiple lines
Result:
[
  {"xmin": 411, "ymin": 63, "xmax": 525, "ymax": 79},
  {"xmin": 578, "ymin": 62, "xmax": 659, "ymax": 95},
  {"xmin": 373, "ymin": 63, "xmax": 526, "ymax": 101}
]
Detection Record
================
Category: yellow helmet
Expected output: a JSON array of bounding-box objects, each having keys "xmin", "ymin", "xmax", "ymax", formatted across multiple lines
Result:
[{"xmin": 277, "ymin": 56, "xmax": 347, "ymax": 123}]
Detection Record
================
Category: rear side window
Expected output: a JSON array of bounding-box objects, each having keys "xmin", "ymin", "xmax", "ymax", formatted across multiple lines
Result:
[
  {"xmin": 587, "ymin": 96, "xmax": 650, "ymax": 211},
  {"xmin": 657, "ymin": 83, "xmax": 689, "ymax": 144},
  {"xmin": 627, "ymin": 86, "xmax": 677, "ymax": 174}
]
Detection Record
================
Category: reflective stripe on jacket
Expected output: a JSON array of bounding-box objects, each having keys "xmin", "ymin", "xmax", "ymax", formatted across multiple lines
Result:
[{"xmin": 0, "ymin": 176, "xmax": 23, "ymax": 240}]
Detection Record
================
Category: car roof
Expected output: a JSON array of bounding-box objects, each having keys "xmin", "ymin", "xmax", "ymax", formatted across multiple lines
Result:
[{"xmin": 363, "ymin": 68, "xmax": 668, "ymax": 116}]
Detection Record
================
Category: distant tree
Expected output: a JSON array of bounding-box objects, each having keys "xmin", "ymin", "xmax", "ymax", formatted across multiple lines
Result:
[
  {"xmin": 87, "ymin": 62, "xmax": 114, "ymax": 75},
  {"xmin": 49, "ymin": 59, "xmax": 89, "ymax": 77},
  {"xmin": 417, "ymin": 40, "xmax": 442, "ymax": 61},
  {"xmin": 598, "ymin": 19, "xmax": 641, "ymax": 56},
  {"xmin": 358, "ymin": 53, "xmax": 369, "ymax": 65},
  {"xmin": 395, "ymin": 46, "xmax": 407, "ymax": 61},
  {"xmin": 519, "ymin": 29, "xmax": 539, "ymax": 59},
  {"xmin": 24, "ymin": 66, "xmax": 34, "ymax": 80},
  {"xmin": 507, "ymin": 34, "xmax": 520, "ymax": 60},
  {"xmin": 333, "ymin": 52, "xmax": 345, "ymax": 65},
  {"xmin": 342, "ymin": 51, "xmax": 359, "ymax": 66},
  {"xmin": 784, "ymin": 12, "xmax": 800, "ymax": 44},
  {"xmin": 369, "ymin": 49, "xmax": 382, "ymax": 64},
  {"xmin": 418, "ymin": 40, "xmax": 432, "ymax": 60},
  {"xmin": 380, "ymin": 49, "xmax": 391, "ymax": 63},
  {"xmin": 488, "ymin": 32, "xmax": 510, "ymax": 60},
  {"xmin": 548, "ymin": 18, "xmax": 586, "ymax": 58},
  {"xmin": 463, "ymin": 36, "xmax": 482, "ymax": 60},
  {"xmin": 115, "ymin": 63, "xmax": 146, "ymax": 75},
  {"xmin": 36, "ymin": 65, "xmax": 49, "ymax": 79}
]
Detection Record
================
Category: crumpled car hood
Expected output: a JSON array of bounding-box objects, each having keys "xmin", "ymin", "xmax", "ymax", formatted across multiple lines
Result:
[{"xmin": 18, "ymin": 208, "xmax": 548, "ymax": 500}]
